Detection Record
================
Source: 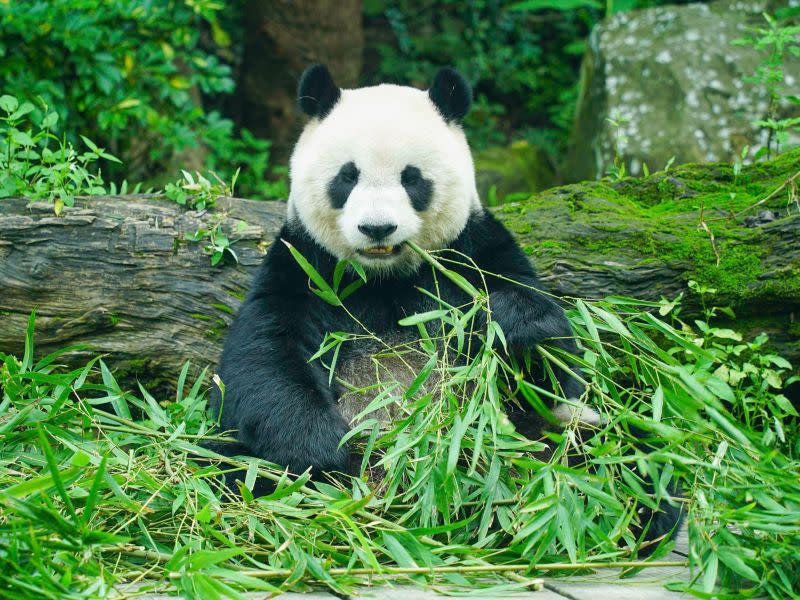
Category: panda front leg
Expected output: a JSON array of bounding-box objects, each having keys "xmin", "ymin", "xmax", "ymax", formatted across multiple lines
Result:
[
  {"xmin": 463, "ymin": 212, "xmax": 599, "ymax": 426},
  {"xmin": 487, "ymin": 285, "xmax": 601, "ymax": 426},
  {"xmin": 211, "ymin": 302, "xmax": 352, "ymax": 484}
]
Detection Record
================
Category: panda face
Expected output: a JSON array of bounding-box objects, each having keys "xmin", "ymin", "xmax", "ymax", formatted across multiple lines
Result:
[{"xmin": 288, "ymin": 67, "xmax": 480, "ymax": 273}]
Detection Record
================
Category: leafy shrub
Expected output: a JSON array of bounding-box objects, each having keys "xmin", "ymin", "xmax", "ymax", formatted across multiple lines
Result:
[
  {"xmin": 0, "ymin": 0, "xmax": 278, "ymax": 198},
  {"xmin": 733, "ymin": 12, "xmax": 800, "ymax": 158},
  {"xmin": 202, "ymin": 114, "xmax": 289, "ymax": 201},
  {"xmin": 185, "ymin": 223, "xmax": 242, "ymax": 267},
  {"xmin": 164, "ymin": 170, "xmax": 236, "ymax": 212},
  {"xmin": 0, "ymin": 94, "xmax": 119, "ymax": 213}
]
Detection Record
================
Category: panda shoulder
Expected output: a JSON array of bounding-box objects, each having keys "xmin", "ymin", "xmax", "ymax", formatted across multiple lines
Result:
[{"xmin": 461, "ymin": 209, "xmax": 516, "ymax": 249}]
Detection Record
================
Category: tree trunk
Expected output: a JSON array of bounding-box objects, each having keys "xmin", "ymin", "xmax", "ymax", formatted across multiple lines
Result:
[
  {"xmin": 1, "ymin": 151, "xmax": 798, "ymax": 383},
  {"xmin": 238, "ymin": 0, "xmax": 363, "ymax": 162}
]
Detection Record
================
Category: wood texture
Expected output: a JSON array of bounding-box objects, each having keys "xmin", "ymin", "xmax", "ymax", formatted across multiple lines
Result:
[{"xmin": 0, "ymin": 195, "xmax": 283, "ymax": 381}]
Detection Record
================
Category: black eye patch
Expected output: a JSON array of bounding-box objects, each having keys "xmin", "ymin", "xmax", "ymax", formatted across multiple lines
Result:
[
  {"xmin": 327, "ymin": 161, "xmax": 359, "ymax": 209},
  {"xmin": 401, "ymin": 165, "xmax": 433, "ymax": 211}
]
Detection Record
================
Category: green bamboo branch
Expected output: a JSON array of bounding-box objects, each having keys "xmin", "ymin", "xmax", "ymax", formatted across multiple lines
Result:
[{"xmin": 180, "ymin": 560, "xmax": 687, "ymax": 580}]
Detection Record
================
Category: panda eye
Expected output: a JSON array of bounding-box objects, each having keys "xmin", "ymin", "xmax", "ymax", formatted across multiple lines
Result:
[
  {"xmin": 400, "ymin": 165, "xmax": 433, "ymax": 211},
  {"xmin": 401, "ymin": 165, "xmax": 422, "ymax": 186},
  {"xmin": 328, "ymin": 162, "xmax": 359, "ymax": 209},
  {"xmin": 339, "ymin": 163, "xmax": 359, "ymax": 185}
]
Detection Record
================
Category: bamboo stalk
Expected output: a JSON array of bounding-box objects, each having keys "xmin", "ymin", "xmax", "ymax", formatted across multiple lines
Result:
[
  {"xmin": 89, "ymin": 408, "xmax": 238, "ymax": 442},
  {"xmin": 169, "ymin": 560, "xmax": 687, "ymax": 580}
]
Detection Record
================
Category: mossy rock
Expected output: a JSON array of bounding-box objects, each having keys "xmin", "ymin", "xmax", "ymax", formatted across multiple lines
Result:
[
  {"xmin": 495, "ymin": 148, "xmax": 800, "ymax": 363},
  {"xmin": 564, "ymin": 1, "xmax": 800, "ymax": 181}
]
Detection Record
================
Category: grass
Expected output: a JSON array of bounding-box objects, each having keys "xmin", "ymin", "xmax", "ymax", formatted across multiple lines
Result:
[{"xmin": 1, "ymin": 246, "xmax": 799, "ymax": 599}]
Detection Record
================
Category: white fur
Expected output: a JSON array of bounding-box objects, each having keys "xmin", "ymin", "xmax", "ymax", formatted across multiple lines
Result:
[
  {"xmin": 288, "ymin": 84, "xmax": 481, "ymax": 273},
  {"xmin": 552, "ymin": 401, "xmax": 604, "ymax": 427}
]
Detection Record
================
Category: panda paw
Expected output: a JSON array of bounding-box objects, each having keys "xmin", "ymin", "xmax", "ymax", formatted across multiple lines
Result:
[
  {"xmin": 487, "ymin": 289, "xmax": 573, "ymax": 351},
  {"xmin": 552, "ymin": 400, "xmax": 604, "ymax": 427},
  {"xmin": 239, "ymin": 405, "xmax": 353, "ymax": 479},
  {"xmin": 286, "ymin": 427, "xmax": 352, "ymax": 478}
]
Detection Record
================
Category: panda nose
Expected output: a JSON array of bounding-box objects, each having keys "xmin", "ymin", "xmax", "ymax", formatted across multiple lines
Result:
[{"xmin": 358, "ymin": 223, "xmax": 397, "ymax": 241}]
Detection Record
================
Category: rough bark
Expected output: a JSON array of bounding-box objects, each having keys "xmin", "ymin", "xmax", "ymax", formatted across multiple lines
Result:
[
  {"xmin": 0, "ymin": 196, "xmax": 284, "ymax": 384},
  {"xmin": 1, "ymin": 150, "xmax": 798, "ymax": 383},
  {"xmin": 238, "ymin": 0, "xmax": 363, "ymax": 162}
]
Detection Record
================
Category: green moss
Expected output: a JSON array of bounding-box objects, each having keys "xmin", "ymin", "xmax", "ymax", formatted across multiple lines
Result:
[
  {"xmin": 687, "ymin": 243, "xmax": 763, "ymax": 299},
  {"xmin": 540, "ymin": 240, "xmax": 569, "ymax": 249},
  {"xmin": 580, "ymin": 230, "xmax": 659, "ymax": 256},
  {"xmin": 112, "ymin": 358, "xmax": 174, "ymax": 395},
  {"xmin": 755, "ymin": 271, "xmax": 800, "ymax": 303},
  {"xmin": 522, "ymin": 240, "xmax": 571, "ymax": 256},
  {"xmin": 122, "ymin": 358, "xmax": 149, "ymax": 371},
  {"xmin": 499, "ymin": 203, "xmax": 527, "ymax": 215},
  {"xmin": 508, "ymin": 220, "xmax": 532, "ymax": 235},
  {"xmin": 113, "ymin": 358, "xmax": 151, "ymax": 382},
  {"xmin": 496, "ymin": 149, "xmax": 800, "ymax": 314},
  {"xmin": 602, "ymin": 148, "xmax": 800, "ymax": 213}
]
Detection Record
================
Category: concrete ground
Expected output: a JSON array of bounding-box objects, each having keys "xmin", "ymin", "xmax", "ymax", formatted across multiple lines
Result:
[{"xmin": 123, "ymin": 526, "xmax": 693, "ymax": 599}]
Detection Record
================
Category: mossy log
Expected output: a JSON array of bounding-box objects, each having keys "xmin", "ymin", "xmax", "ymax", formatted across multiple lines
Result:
[{"xmin": 1, "ymin": 150, "xmax": 798, "ymax": 383}]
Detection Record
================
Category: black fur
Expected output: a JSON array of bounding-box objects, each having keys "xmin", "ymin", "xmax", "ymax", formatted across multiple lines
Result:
[
  {"xmin": 428, "ymin": 67, "xmax": 472, "ymax": 123},
  {"xmin": 298, "ymin": 64, "xmax": 341, "ymax": 119},
  {"xmin": 401, "ymin": 165, "xmax": 434, "ymax": 211},
  {"xmin": 327, "ymin": 161, "xmax": 359, "ymax": 209},
  {"xmin": 639, "ymin": 484, "xmax": 685, "ymax": 555}
]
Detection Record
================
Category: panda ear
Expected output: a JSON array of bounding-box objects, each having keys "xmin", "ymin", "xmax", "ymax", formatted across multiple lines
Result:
[
  {"xmin": 428, "ymin": 67, "xmax": 472, "ymax": 123},
  {"xmin": 297, "ymin": 64, "xmax": 341, "ymax": 119}
]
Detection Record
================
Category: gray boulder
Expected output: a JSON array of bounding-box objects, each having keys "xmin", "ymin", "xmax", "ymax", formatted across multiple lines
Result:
[{"xmin": 565, "ymin": 0, "xmax": 800, "ymax": 181}]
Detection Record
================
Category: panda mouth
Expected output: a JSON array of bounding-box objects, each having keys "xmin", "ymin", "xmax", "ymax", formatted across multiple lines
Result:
[{"xmin": 357, "ymin": 245, "xmax": 401, "ymax": 258}]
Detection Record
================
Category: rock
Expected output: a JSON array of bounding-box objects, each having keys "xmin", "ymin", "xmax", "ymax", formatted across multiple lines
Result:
[
  {"xmin": 564, "ymin": 0, "xmax": 800, "ymax": 181},
  {"xmin": 473, "ymin": 141, "xmax": 555, "ymax": 204},
  {"xmin": 744, "ymin": 209, "xmax": 779, "ymax": 227}
]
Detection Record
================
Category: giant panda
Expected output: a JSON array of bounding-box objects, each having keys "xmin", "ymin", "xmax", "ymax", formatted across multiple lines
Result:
[{"xmin": 210, "ymin": 64, "xmax": 681, "ymax": 542}]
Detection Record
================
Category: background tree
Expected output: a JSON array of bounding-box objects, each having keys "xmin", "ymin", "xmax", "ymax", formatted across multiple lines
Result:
[{"xmin": 237, "ymin": 0, "xmax": 364, "ymax": 162}]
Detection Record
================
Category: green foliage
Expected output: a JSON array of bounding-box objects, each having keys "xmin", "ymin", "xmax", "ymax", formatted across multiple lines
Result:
[
  {"xmin": 0, "ymin": 94, "xmax": 119, "ymax": 213},
  {"xmin": 185, "ymin": 221, "xmax": 246, "ymax": 267},
  {"xmin": 2, "ymin": 247, "xmax": 799, "ymax": 597},
  {"xmin": 165, "ymin": 169, "xmax": 238, "ymax": 212},
  {"xmin": 678, "ymin": 281, "xmax": 798, "ymax": 448},
  {"xmin": 0, "ymin": 96, "xmax": 269, "ymax": 220},
  {"xmin": 202, "ymin": 113, "xmax": 290, "ymax": 201},
  {"xmin": 605, "ymin": 111, "xmax": 630, "ymax": 180},
  {"xmin": 165, "ymin": 169, "xmax": 250, "ymax": 266},
  {"xmin": 365, "ymin": 0, "xmax": 696, "ymax": 152},
  {"xmin": 0, "ymin": 0, "xmax": 276, "ymax": 197},
  {"xmin": 734, "ymin": 12, "xmax": 800, "ymax": 159}
]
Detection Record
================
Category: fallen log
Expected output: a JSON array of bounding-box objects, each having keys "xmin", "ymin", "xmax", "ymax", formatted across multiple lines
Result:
[
  {"xmin": 1, "ymin": 150, "xmax": 798, "ymax": 384},
  {"xmin": 0, "ymin": 195, "xmax": 284, "ymax": 384}
]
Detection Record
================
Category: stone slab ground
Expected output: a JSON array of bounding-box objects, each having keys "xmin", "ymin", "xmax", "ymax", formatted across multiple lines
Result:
[{"xmin": 121, "ymin": 526, "xmax": 694, "ymax": 599}]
